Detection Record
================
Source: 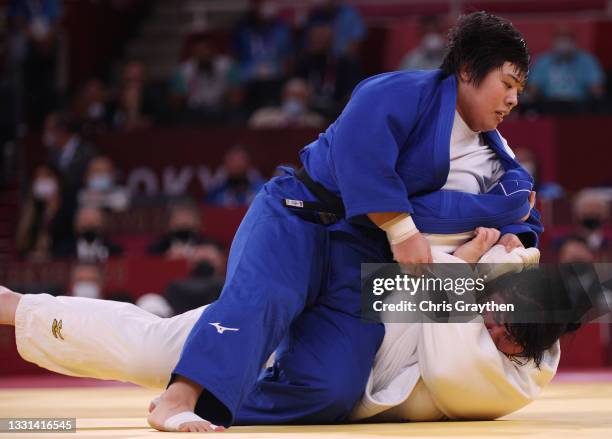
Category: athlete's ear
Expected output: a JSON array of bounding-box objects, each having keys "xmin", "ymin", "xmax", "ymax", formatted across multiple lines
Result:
[{"xmin": 458, "ymin": 65, "xmax": 471, "ymax": 83}]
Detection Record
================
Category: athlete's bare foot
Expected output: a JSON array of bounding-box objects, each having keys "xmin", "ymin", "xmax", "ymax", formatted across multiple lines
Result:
[
  {"xmin": 453, "ymin": 227, "xmax": 501, "ymax": 263},
  {"xmin": 0, "ymin": 286, "xmax": 21, "ymax": 326},
  {"xmin": 147, "ymin": 376, "xmax": 224, "ymax": 432}
]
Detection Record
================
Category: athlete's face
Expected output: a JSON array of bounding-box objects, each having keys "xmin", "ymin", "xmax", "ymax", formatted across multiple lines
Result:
[
  {"xmin": 485, "ymin": 322, "xmax": 524, "ymax": 356},
  {"xmin": 456, "ymin": 62, "xmax": 525, "ymax": 132}
]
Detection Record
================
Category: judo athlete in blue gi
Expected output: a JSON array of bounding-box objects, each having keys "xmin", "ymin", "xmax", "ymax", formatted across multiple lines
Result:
[{"xmin": 143, "ymin": 12, "xmax": 544, "ymax": 432}]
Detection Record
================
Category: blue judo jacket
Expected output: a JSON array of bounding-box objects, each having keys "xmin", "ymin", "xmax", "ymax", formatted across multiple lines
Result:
[{"xmin": 300, "ymin": 69, "xmax": 542, "ymax": 247}]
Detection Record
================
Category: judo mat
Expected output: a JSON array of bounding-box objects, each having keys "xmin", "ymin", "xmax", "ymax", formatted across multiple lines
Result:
[{"xmin": 0, "ymin": 372, "xmax": 611, "ymax": 438}]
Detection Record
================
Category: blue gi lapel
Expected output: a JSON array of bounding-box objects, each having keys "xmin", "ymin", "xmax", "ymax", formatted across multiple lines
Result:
[
  {"xmin": 482, "ymin": 130, "xmax": 519, "ymax": 171},
  {"xmin": 433, "ymin": 73, "xmax": 456, "ymax": 188}
]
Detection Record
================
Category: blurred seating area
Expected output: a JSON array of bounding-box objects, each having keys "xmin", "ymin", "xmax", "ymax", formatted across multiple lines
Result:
[{"xmin": 1, "ymin": 0, "xmax": 612, "ymax": 372}]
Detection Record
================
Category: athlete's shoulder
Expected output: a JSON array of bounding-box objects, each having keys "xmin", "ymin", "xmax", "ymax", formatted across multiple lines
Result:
[{"xmin": 352, "ymin": 69, "xmax": 446, "ymax": 96}]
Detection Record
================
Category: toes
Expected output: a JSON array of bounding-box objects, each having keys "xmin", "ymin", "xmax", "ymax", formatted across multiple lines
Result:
[{"xmin": 179, "ymin": 421, "xmax": 220, "ymax": 433}]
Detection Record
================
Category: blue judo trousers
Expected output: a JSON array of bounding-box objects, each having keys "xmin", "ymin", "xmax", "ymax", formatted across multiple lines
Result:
[
  {"xmin": 172, "ymin": 70, "xmax": 543, "ymax": 427},
  {"xmin": 173, "ymin": 170, "xmax": 391, "ymax": 426}
]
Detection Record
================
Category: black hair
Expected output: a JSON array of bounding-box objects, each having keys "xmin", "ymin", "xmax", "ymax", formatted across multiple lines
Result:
[
  {"xmin": 484, "ymin": 265, "xmax": 589, "ymax": 367},
  {"xmin": 504, "ymin": 321, "xmax": 580, "ymax": 367},
  {"xmin": 441, "ymin": 11, "xmax": 530, "ymax": 85}
]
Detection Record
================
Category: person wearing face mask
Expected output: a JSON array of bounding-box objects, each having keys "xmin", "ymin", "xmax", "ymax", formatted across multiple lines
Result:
[
  {"xmin": 169, "ymin": 33, "xmax": 237, "ymax": 123},
  {"xmin": 164, "ymin": 243, "xmax": 226, "ymax": 315},
  {"xmin": 206, "ymin": 146, "xmax": 265, "ymax": 207},
  {"xmin": 16, "ymin": 165, "xmax": 63, "ymax": 260},
  {"xmin": 148, "ymin": 202, "xmax": 218, "ymax": 259},
  {"xmin": 249, "ymin": 78, "xmax": 325, "ymax": 128},
  {"xmin": 399, "ymin": 15, "xmax": 448, "ymax": 72},
  {"xmin": 571, "ymin": 190, "xmax": 610, "ymax": 256},
  {"xmin": 526, "ymin": 27, "xmax": 604, "ymax": 111},
  {"xmin": 78, "ymin": 156, "xmax": 130, "ymax": 212},
  {"xmin": 72, "ymin": 79, "xmax": 111, "ymax": 137},
  {"xmin": 52, "ymin": 206, "xmax": 123, "ymax": 262},
  {"xmin": 69, "ymin": 263, "xmax": 105, "ymax": 299},
  {"xmin": 43, "ymin": 110, "xmax": 97, "ymax": 249}
]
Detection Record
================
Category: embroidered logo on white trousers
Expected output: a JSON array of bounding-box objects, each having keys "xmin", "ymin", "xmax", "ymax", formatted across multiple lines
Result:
[
  {"xmin": 52, "ymin": 319, "xmax": 64, "ymax": 340},
  {"xmin": 209, "ymin": 322, "xmax": 240, "ymax": 334}
]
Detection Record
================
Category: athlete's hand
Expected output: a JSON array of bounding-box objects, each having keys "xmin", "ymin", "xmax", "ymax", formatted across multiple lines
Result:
[
  {"xmin": 519, "ymin": 191, "xmax": 536, "ymax": 222},
  {"xmin": 391, "ymin": 232, "xmax": 433, "ymax": 265},
  {"xmin": 498, "ymin": 233, "xmax": 524, "ymax": 252}
]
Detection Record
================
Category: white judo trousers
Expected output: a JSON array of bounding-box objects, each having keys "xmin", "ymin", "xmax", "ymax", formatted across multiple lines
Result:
[{"xmin": 13, "ymin": 240, "xmax": 558, "ymax": 422}]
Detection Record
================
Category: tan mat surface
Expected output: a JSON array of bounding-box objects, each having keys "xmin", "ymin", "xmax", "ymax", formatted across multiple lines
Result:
[{"xmin": 0, "ymin": 381, "xmax": 611, "ymax": 438}]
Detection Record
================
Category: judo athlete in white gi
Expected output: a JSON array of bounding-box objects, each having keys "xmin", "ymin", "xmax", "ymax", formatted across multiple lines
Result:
[{"xmin": 0, "ymin": 12, "xmax": 578, "ymax": 432}]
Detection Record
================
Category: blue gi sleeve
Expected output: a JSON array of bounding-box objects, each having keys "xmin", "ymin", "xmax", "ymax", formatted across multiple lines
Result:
[
  {"xmin": 329, "ymin": 76, "xmax": 420, "ymax": 219},
  {"xmin": 499, "ymin": 207, "xmax": 543, "ymax": 249}
]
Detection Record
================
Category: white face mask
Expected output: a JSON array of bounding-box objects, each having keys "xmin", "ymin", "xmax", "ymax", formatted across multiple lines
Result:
[
  {"xmin": 72, "ymin": 281, "xmax": 101, "ymax": 299},
  {"xmin": 422, "ymin": 33, "xmax": 445, "ymax": 53},
  {"xmin": 32, "ymin": 178, "xmax": 58, "ymax": 200},
  {"xmin": 88, "ymin": 174, "xmax": 113, "ymax": 191}
]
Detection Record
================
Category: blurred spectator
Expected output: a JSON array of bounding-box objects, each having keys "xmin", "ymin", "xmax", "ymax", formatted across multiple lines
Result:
[
  {"xmin": 296, "ymin": 21, "xmax": 364, "ymax": 117},
  {"xmin": 53, "ymin": 206, "xmax": 123, "ymax": 261},
  {"xmin": 111, "ymin": 60, "xmax": 156, "ymax": 131},
  {"xmin": 136, "ymin": 293, "xmax": 174, "ymax": 317},
  {"xmin": 572, "ymin": 190, "xmax": 610, "ymax": 253},
  {"xmin": 169, "ymin": 33, "xmax": 237, "ymax": 122},
  {"xmin": 70, "ymin": 261, "xmax": 132, "ymax": 302},
  {"xmin": 558, "ymin": 236, "xmax": 595, "ymax": 263},
  {"xmin": 306, "ymin": 0, "xmax": 366, "ymax": 58},
  {"xmin": 514, "ymin": 147, "xmax": 564, "ymax": 200},
  {"xmin": 72, "ymin": 78, "xmax": 111, "ymax": 137},
  {"xmin": 69, "ymin": 262, "xmax": 104, "ymax": 299},
  {"xmin": 249, "ymin": 78, "xmax": 325, "ymax": 128},
  {"xmin": 44, "ymin": 111, "xmax": 97, "ymax": 199},
  {"xmin": 78, "ymin": 155, "xmax": 130, "ymax": 212},
  {"xmin": 148, "ymin": 201, "xmax": 216, "ymax": 258},
  {"xmin": 233, "ymin": 0, "xmax": 292, "ymax": 109},
  {"xmin": 7, "ymin": 0, "xmax": 63, "ymax": 126},
  {"xmin": 43, "ymin": 110, "xmax": 97, "ymax": 247},
  {"xmin": 164, "ymin": 243, "xmax": 225, "ymax": 315},
  {"xmin": 398, "ymin": 15, "xmax": 447, "ymax": 71},
  {"xmin": 527, "ymin": 27, "xmax": 605, "ymax": 112},
  {"xmin": 207, "ymin": 146, "xmax": 265, "ymax": 207},
  {"xmin": 16, "ymin": 164, "xmax": 63, "ymax": 260}
]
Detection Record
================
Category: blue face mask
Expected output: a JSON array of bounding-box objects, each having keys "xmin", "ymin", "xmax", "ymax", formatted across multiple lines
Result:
[{"xmin": 88, "ymin": 175, "xmax": 113, "ymax": 191}]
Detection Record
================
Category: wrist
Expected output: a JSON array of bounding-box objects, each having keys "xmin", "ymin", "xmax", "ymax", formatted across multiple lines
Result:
[{"xmin": 380, "ymin": 214, "xmax": 419, "ymax": 245}]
